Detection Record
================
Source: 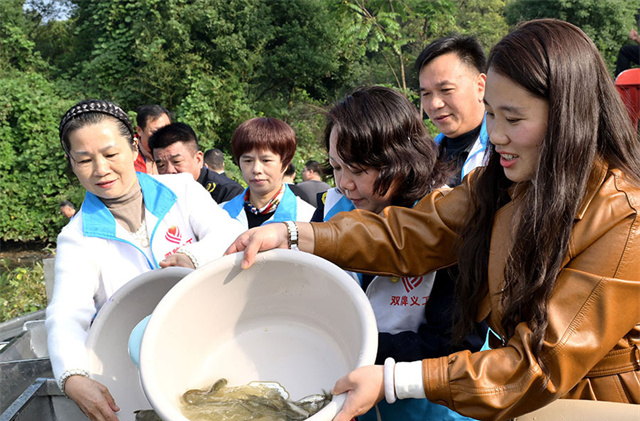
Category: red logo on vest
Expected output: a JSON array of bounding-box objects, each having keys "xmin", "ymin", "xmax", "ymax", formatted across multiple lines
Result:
[
  {"xmin": 165, "ymin": 226, "xmax": 182, "ymax": 244},
  {"xmin": 402, "ymin": 276, "xmax": 423, "ymax": 293}
]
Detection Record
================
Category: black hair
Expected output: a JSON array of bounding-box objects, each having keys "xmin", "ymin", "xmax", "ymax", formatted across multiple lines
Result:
[
  {"xmin": 304, "ymin": 160, "xmax": 323, "ymax": 176},
  {"xmin": 148, "ymin": 122, "xmax": 199, "ymax": 154},
  {"xmin": 59, "ymin": 200, "xmax": 75, "ymax": 209},
  {"xmin": 135, "ymin": 104, "xmax": 171, "ymax": 130},
  {"xmin": 204, "ymin": 148, "xmax": 225, "ymax": 170},
  {"xmin": 59, "ymin": 99, "xmax": 134, "ymax": 157},
  {"xmin": 285, "ymin": 162, "xmax": 296, "ymax": 177},
  {"xmin": 415, "ymin": 35, "xmax": 486, "ymax": 74}
]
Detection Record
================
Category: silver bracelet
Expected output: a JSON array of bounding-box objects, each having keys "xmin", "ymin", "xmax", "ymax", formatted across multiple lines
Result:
[
  {"xmin": 384, "ymin": 357, "xmax": 397, "ymax": 404},
  {"xmin": 177, "ymin": 247, "xmax": 199, "ymax": 268},
  {"xmin": 283, "ymin": 221, "xmax": 299, "ymax": 251},
  {"xmin": 59, "ymin": 368, "xmax": 90, "ymax": 396}
]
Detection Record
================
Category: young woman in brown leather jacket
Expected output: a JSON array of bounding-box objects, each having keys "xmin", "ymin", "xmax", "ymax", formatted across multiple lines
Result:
[{"xmin": 227, "ymin": 19, "xmax": 640, "ymax": 421}]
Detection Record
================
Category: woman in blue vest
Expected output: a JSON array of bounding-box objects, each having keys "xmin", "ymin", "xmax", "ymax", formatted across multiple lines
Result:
[
  {"xmin": 312, "ymin": 86, "xmax": 486, "ymax": 421},
  {"xmin": 46, "ymin": 100, "xmax": 244, "ymax": 421},
  {"xmin": 222, "ymin": 117, "xmax": 315, "ymax": 228}
]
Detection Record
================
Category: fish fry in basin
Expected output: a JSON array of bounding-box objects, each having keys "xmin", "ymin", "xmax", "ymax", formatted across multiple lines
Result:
[{"xmin": 181, "ymin": 378, "xmax": 332, "ymax": 421}]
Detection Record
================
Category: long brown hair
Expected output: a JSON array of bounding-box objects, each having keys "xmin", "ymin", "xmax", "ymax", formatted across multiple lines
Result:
[{"xmin": 454, "ymin": 19, "xmax": 640, "ymax": 379}]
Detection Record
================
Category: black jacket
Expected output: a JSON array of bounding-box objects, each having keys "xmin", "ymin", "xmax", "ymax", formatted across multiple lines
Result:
[{"xmin": 197, "ymin": 167, "xmax": 244, "ymax": 204}]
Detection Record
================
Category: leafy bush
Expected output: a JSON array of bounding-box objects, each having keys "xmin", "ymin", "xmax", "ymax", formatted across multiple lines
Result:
[
  {"xmin": 2, "ymin": 0, "xmax": 630, "ymax": 243},
  {"xmin": 0, "ymin": 259, "xmax": 47, "ymax": 323},
  {"xmin": 505, "ymin": 0, "xmax": 639, "ymax": 74},
  {"xmin": 0, "ymin": 69, "xmax": 83, "ymax": 242}
]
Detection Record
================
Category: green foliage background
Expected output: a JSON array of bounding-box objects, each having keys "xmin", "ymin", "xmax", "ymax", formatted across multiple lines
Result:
[
  {"xmin": 1, "ymin": 0, "xmax": 638, "ymax": 242},
  {"xmin": 0, "ymin": 258, "xmax": 47, "ymax": 322}
]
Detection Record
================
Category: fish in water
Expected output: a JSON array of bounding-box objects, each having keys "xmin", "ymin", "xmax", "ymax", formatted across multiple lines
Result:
[
  {"xmin": 183, "ymin": 378, "xmax": 229, "ymax": 404},
  {"xmin": 291, "ymin": 391, "xmax": 332, "ymax": 416},
  {"xmin": 180, "ymin": 379, "xmax": 332, "ymax": 421}
]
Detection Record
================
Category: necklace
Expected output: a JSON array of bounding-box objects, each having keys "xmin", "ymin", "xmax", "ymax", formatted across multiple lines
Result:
[
  {"xmin": 244, "ymin": 185, "xmax": 285, "ymax": 215},
  {"xmin": 130, "ymin": 219, "xmax": 150, "ymax": 248}
]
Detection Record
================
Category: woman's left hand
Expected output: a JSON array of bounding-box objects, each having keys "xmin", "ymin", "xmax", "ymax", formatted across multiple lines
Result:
[
  {"xmin": 332, "ymin": 365, "xmax": 385, "ymax": 421},
  {"xmin": 159, "ymin": 253, "xmax": 195, "ymax": 269}
]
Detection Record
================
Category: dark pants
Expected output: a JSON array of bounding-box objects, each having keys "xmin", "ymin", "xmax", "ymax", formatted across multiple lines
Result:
[{"xmin": 616, "ymin": 44, "xmax": 640, "ymax": 77}]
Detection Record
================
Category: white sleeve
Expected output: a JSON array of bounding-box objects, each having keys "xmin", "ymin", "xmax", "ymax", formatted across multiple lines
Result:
[
  {"xmin": 395, "ymin": 360, "xmax": 427, "ymax": 400},
  {"xmin": 45, "ymin": 224, "xmax": 101, "ymax": 382},
  {"xmin": 178, "ymin": 177, "xmax": 246, "ymax": 267}
]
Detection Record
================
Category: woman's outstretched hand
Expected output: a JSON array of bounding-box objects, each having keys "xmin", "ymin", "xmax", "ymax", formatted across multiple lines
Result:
[
  {"xmin": 332, "ymin": 365, "xmax": 385, "ymax": 421},
  {"xmin": 64, "ymin": 375, "xmax": 120, "ymax": 421},
  {"xmin": 225, "ymin": 223, "xmax": 291, "ymax": 269}
]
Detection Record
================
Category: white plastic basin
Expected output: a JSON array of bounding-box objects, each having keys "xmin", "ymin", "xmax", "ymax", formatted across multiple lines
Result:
[
  {"xmin": 86, "ymin": 266, "xmax": 193, "ymax": 421},
  {"xmin": 139, "ymin": 249, "xmax": 378, "ymax": 421}
]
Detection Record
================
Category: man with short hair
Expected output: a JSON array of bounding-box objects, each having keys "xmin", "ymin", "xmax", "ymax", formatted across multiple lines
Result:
[
  {"xmin": 134, "ymin": 105, "xmax": 172, "ymax": 174},
  {"xmin": 301, "ymin": 160, "xmax": 324, "ymax": 182},
  {"xmin": 335, "ymin": 34, "xmax": 489, "ymax": 421},
  {"xmin": 295, "ymin": 160, "xmax": 330, "ymax": 207},
  {"xmin": 149, "ymin": 123, "xmax": 244, "ymax": 204},
  {"xmin": 283, "ymin": 162, "xmax": 308, "ymax": 200},
  {"xmin": 283, "ymin": 162, "xmax": 296, "ymax": 185},
  {"xmin": 203, "ymin": 148, "xmax": 226, "ymax": 174},
  {"xmin": 59, "ymin": 200, "xmax": 76, "ymax": 219},
  {"xmin": 378, "ymin": 35, "xmax": 489, "ymax": 421},
  {"xmin": 416, "ymin": 35, "xmax": 489, "ymax": 186}
]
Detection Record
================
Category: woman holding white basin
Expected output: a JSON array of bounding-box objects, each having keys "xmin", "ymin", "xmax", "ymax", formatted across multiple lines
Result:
[
  {"xmin": 46, "ymin": 99, "xmax": 244, "ymax": 421},
  {"xmin": 227, "ymin": 19, "xmax": 640, "ymax": 421},
  {"xmin": 312, "ymin": 85, "xmax": 485, "ymax": 421}
]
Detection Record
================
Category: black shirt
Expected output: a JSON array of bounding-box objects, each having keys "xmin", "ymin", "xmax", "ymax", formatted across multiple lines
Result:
[
  {"xmin": 439, "ymin": 124, "xmax": 482, "ymax": 187},
  {"xmin": 244, "ymin": 209, "xmax": 275, "ymax": 229}
]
